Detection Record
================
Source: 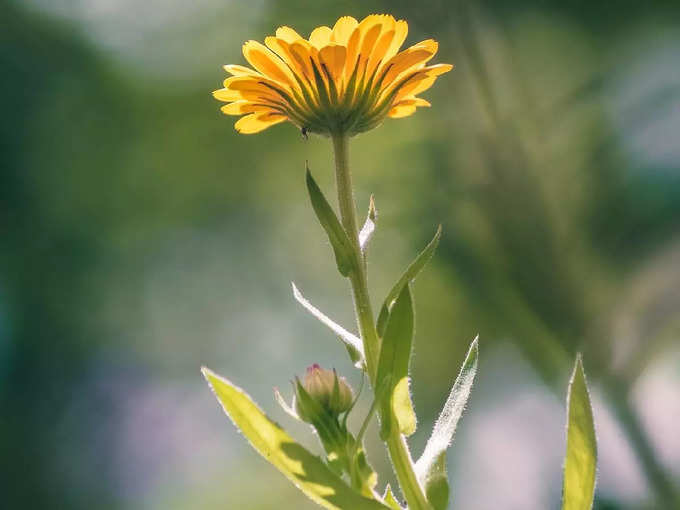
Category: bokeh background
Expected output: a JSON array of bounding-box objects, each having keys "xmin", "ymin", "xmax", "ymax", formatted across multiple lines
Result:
[{"xmin": 2, "ymin": 0, "xmax": 679, "ymax": 508}]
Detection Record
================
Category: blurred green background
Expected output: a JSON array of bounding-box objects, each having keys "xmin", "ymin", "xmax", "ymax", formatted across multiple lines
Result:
[{"xmin": 2, "ymin": 0, "xmax": 679, "ymax": 508}]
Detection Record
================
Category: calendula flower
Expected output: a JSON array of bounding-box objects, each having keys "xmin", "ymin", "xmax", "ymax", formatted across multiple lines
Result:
[{"xmin": 213, "ymin": 14, "xmax": 453, "ymax": 135}]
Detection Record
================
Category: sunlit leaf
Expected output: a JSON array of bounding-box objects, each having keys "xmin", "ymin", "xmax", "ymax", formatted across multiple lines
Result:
[
  {"xmin": 306, "ymin": 166, "xmax": 356, "ymax": 277},
  {"xmin": 291, "ymin": 282, "xmax": 364, "ymax": 367},
  {"xmin": 202, "ymin": 368, "xmax": 391, "ymax": 510},
  {"xmin": 561, "ymin": 356, "xmax": 597, "ymax": 510},
  {"xmin": 383, "ymin": 484, "xmax": 403, "ymax": 510},
  {"xmin": 376, "ymin": 285, "xmax": 417, "ymax": 439},
  {"xmin": 376, "ymin": 225, "xmax": 442, "ymax": 336},
  {"xmin": 423, "ymin": 452, "xmax": 449, "ymax": 510},
  {"xmin": 359, "ymin": 195, "xmax": 377, "ymax": 252},
  {"xmin": 415, "ymin": 336, "xmax": 478, "ymax": 496}
]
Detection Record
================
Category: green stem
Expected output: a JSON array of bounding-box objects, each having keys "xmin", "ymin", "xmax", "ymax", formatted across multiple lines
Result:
[
  {"xmin": 331, "ymin": 133, "xmax": 381, "ymax": 382},
  {"xmin": 607, "ymin": 379, "xmax": 680, "ymax": 507},
  {"xmin": 331, "ymin": 133, "xmax": 432, "ymax": 510}
]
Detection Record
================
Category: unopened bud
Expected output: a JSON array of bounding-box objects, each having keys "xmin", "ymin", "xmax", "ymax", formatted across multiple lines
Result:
[{"xmin": 295, "ymin": 364, "xmax": 353, "ymax": 422}]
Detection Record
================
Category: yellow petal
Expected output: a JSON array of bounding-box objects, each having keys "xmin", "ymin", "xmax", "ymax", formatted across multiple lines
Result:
[
  {"xmin": 218, "ymin": 77, "xmax": 286, "ymax": 103},
  {"xmin": 393, "ymin": 73, "xmax": 436, "ymax": 103},
  {"xmin": 309, "ymin": 26, "xmax": 332, "ymax": 49},
  {"xmin": 331, "ymin": 16, "xmax": 358, "ymax": 45},
  {"xmin": 366, "ymin": 28, "xmax": 395, "ymax": 78},
  {"xmin": 222, "ymin": 76, "xmax": 276, "ymax": 92},
  {"xmin": 381, "ymin": 45, "xmax": 437, "ymax": 87},
  {"xmin": 394, "ymin": 97, "xmax": 431, "ymax": 108},
  {"xmin": 412, "ymin": 39, "xmax": 438, "ymax": 54},
  {"xmin": 220, "ymin": 100, "xmax": 278, "ymax": 116},
  {"xmin": 319, "ymin": 44, "xmax": 347, "ymax": 82},
  {"xmin": 243, "ymin": 40, "xmax": 296, "ymax": 88},
  {"xmin": 381, "ymin": 19, "xmax": 408, "ymax": 66},
  {"xmin": 391, "ymin": 64, "xmax": 453, "ymax": 102},
  {"xmin": 276, "ymin": 26, "xmax": 303, "ymax": 44},
  {"xmin": 357, "ymin": 14, "xmax": 384, "ymax": 35},
  {"xmin": 223, "ymin": 64, "xmax": 260, "ymax": 77},
  {"xmin": 289, "ymin": 40, "xmax": 315, "ymax": 81},
  {"xmin": 422, "ymin": 63, "xmax": 454, "ymax": 76},
  {"xmin": 234, "ymin": 112, "xmax": 287, "ymax": 134},
  {"xmin": 344, "ymin": 25, "xmax": 362, "ymax": 80},
  {"xmin": 358, "ymin": 23, "xmax": 383, "ymax": 71},
  {"xmin": 388, "ymin": 103, "xmax": 417, "ymax": 118},
  {"xmin": 213, "ymin": 88, "xmax": 242, "ymax": 102},
  {"xmin": 264, "ymin": 36, "xmax": 307, "ymax": 84}
]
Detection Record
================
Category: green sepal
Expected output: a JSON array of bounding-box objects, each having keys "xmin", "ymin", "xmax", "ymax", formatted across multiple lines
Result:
[
  {"xmin": 383, "ymin": 484, "xmax": 403, "ymax": 510},
  {"xmin": 376, "ymin": 284, "xmax": 417, "ymax": 439},
  {"xmin": 415, "ymin": 336, "xmax": 478, "ymax": 502},
  {"xmin": 377, "ymin": 225, "xmax": 442, "ymax": 336},
  {"xmin": 202, "ymin": 368, "xmax": 390, "ymax": 510},
  {"xmin": 422, "ymin": 452, "xmax": 449, "ymax": 510},
  {"xmin": 294, "ymin": 377, "xmax": 343, "ymax": 450},
  {"xmin": 561, "ymin": 356, "xmax": 597, "ymax": 510},
  {"xmin": 306, "ymin": 166, "xmax": 356, "ymax": 277}
]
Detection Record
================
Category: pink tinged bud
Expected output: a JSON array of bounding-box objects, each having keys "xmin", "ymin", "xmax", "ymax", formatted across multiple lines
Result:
[{"xmin": 296, "ymin": 364, "xmax": 353, "ymax": 420}]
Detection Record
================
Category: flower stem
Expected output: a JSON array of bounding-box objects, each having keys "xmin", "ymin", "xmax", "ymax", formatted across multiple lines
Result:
[
  {"xmin": 331, "ymin": 133, "xmax": 380, "ymax": 382},
  {"xmin": 331, "ymin": 133, "xmax": 432, "ymax": 510}
]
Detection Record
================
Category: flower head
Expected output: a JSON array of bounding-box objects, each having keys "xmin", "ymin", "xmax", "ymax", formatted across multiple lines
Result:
[
  {"xmin": 213, "ymin": 14, "xmax": 452, "ymax": 135},
  {"xmin": 295, "ymin": 364, "xmax": 353, "ymax": 422}
]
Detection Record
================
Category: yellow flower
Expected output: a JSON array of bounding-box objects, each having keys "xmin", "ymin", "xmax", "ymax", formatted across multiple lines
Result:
[{"xmin": 213, "ymin": 14, "xmax": 453, "ymax": 135}]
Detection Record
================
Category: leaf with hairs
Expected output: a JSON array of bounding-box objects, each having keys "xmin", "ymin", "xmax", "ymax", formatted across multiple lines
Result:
[
  {"xmin": 561, "ymin": 356, "xmax": 597, "ymax": 510},
  {"xmin": 202, "ymin": 368, "xmax": 391, "ymax": 510},
  {"xmin": 291, "ymin": 282, "xmax": 364, "ymax": 367},
  {"xmin": 415, "ymin": 337, "xmax": 477, "ymax": 509}
]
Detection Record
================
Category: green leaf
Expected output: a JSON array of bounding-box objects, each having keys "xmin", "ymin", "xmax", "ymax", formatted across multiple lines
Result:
[
  {"xmin": 306, "ymin": 166, "xmax": 356, "ymax": 277},
  {"xmin": 202, "ymin": 368, "xmax": 391, "ymax": 510},
  {"xmin": 383, "ymin": 484, "xmax": 403, "ymax": 510},
  {"xmin": 291, "ymin": 282, "xmax": 365, "ymax": 367},
  {"xmin": 415, "ymin": 336, "xmax": 478, "ymax": 496},
  {"xmin": 423, "ymin": 453, "xmax": 449, "ymax": 510},
  {"xmin": 561, "ymin": 356, "xmax": 597, "ymax": 510},
  {"xmin": 359, "ymin": 195, "xmax": 377, "ymax": 252},
  {"xmin": 377, "ymin": 225, "xmax": 441, "ymax": 336},
  {"xmin": 376, "ymin": 284, "xmax": 417, "ymax": 439}
]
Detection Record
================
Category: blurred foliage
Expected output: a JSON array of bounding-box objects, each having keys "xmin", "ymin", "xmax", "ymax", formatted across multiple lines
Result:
[{"xmin": 1, "ymin": 0, "xmax": 679, "ymax": 508}]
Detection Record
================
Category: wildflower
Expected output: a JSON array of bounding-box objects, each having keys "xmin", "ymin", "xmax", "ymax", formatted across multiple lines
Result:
[{"xmin": 213, "ymin": 14, "xmax": 452, "ymax": 135}]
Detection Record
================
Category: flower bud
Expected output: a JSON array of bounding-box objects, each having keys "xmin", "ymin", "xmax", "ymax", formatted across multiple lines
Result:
[{"xmin": 295, "ymin": 364, "xmax": 353, "ymax": 422}]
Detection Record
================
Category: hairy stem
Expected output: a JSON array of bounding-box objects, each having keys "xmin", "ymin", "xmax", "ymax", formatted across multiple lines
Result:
[
  {"xmin": 332, "ymin": 133, "xmax": 380, "ymax": 381},
  {"xmin": 331, "ymin": 133, "xmax": 431, "ymax": 510}
]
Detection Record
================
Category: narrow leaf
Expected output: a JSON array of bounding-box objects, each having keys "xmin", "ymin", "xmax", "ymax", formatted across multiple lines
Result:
[
  {"xmin": 274, "ymin": 387, "xmax": 300, "ymax": 421},
  {"xmin": 423, "ymin": 453, "xmax": 449, "ymax": 510},
  {"xmin": 377, "ymin": 225, "xmax": 442, "ymax": 336},
  {"xmin": 561, "ymin": 356, "xmax": 597, "ymax": 510},
  {"xmin": 202, "ymin": 368, "xmax": 391, "ymax": 510},
  {"xmin": 306, "ymin": 167, "xmax": 356, "ymax": 277},
  {"xmin": 291, "ymin": 282, "xmax": 365, "ymax": 367},
  {"xmin": 376, "ymin": 285, "xmax": 417, "ymax": 439},
  {"xmin": 383, "ymin": 484, "xmax": 403, "ymax": 510},
  {"xmin": 359, "ymin": 195, "xmax": 377, "ymax": 252},
  {"xmin": 415, "ymin": 336, "xmax": 478, "ymax": 486}
]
